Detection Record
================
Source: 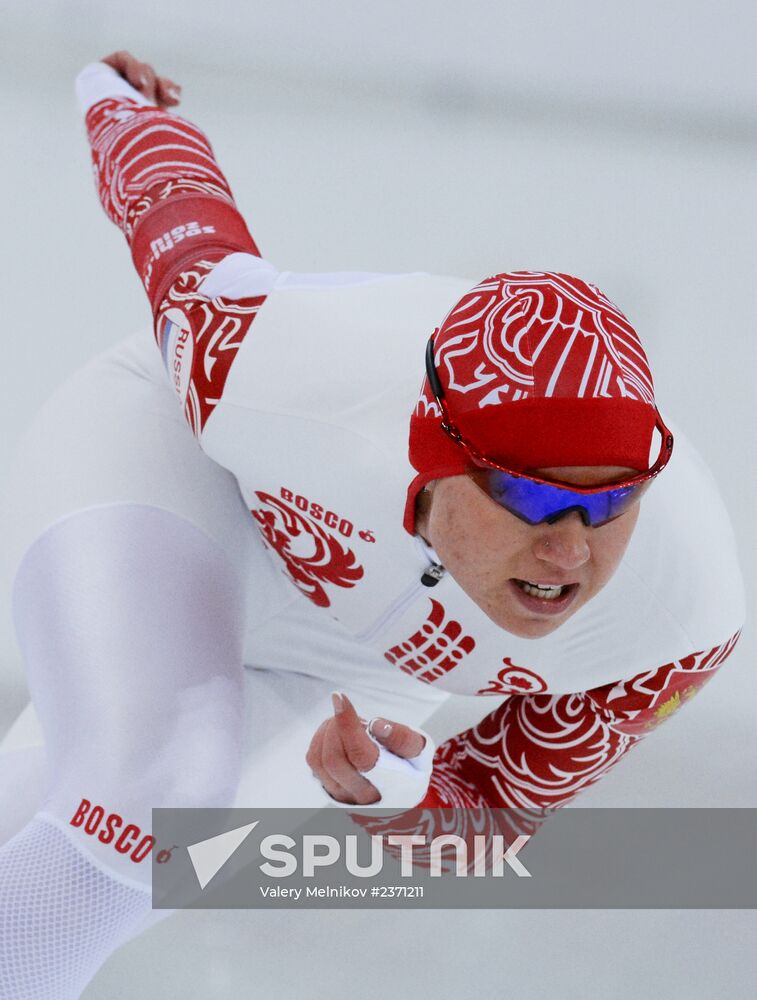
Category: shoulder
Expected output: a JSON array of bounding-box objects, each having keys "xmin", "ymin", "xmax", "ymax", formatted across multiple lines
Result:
[
  {"xmin": 530, "ymin": 420, "xmax": 745, "ymax": 691},
  {"xmin": 216, "ymin": 264, "xmax": 473, "ymax": 418},
  {"xmin": 618, "ymin": 421, "xmax": 745, "ymax": 651}
]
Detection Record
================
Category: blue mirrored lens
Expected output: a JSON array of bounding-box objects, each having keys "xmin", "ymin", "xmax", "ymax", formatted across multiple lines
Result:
[{"xmin": 475, "ymin": 471, "xmax": 651, "ymax": 527}]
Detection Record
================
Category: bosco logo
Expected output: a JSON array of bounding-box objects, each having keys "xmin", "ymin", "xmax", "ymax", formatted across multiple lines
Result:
[
  {"xmin": 69, "ymin": 798, "xmax": 155, "ymax": 864},
  {"xmin": 279, "ymin": 488, "xmax": 357, "ymax": 538},
  {"xmin": 384, "ymin": 599, "xmax": 476, "ymax": 683}
]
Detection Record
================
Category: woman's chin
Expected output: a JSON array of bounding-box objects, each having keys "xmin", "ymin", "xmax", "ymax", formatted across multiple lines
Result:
[{"xmin": 490, "ymin": 612, "xmax": 566, "ymax": 639}]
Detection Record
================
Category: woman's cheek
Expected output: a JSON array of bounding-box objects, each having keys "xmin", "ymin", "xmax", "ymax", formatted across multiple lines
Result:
[{"xmin": 594, "ymin": 507, "xmax": 640, "ymax": 582}]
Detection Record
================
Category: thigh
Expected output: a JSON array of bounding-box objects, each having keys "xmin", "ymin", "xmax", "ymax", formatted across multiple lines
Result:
[
  {"xmin": 0, "ymin": 658, "xmax": 450, "ymax": 813},
  {"xmin": 0, "ymin": 327, "xmax": 256, "ymax": 588},
  {"xmin": 0, "ymin": 331, "xmax": 259, "ymax": 858}
]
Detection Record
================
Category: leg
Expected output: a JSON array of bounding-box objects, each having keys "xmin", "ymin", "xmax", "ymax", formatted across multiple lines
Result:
[{"xmin": 0, "ymin": 331, "xmax": 254, "ymax": 998}]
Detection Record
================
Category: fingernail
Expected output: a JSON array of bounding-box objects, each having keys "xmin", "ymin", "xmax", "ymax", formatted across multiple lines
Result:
[
  {"xmin": 370, "ymin": 717, "xmax": 392, "ymax": 740},
  {"xmin": 168, "ymin": 86, "xmax": 180, "ymax": 99},
  {"xmin": 331, "ymin": 692, "xmax": 344, "ymax": 714},
  {"xmin": 139, "ymin": 73, "xmax": 148, "ymax": 86}
]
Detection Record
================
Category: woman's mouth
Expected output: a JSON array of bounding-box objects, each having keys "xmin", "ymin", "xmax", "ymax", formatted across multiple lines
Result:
[{"xmin": 509, "ymin": 578, "xmax": 580, "ymax": 616}]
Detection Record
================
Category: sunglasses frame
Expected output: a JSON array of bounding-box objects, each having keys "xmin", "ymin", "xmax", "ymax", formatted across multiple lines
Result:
[{"xmin": 424, "ymin": 335, "xmax": 675, "ymax": 498}]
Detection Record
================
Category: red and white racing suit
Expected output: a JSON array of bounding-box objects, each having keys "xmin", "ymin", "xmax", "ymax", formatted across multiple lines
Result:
[
  {"xmin": 0, "ymin": 60, "xmax": 747, "ymax": 1000},
  {"xmin": 68, "ymin": 61, "xmax": 745, "ymax": 813}
]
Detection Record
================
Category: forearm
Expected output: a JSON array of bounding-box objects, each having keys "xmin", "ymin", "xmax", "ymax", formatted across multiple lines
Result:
[
  {"xmin": 77, "ymin": 61, "xmax": 260, "ymax": 311},
  {"xmin": 421, "ymin": 629, "xmax": 742, "ymax": 813}
]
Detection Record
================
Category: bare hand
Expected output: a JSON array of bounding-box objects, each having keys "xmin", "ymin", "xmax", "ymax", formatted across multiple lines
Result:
[
  {"xmin": 101, "ymin": 50, "xmax": 182, "ymax": 109},
  {"xmin": 306, "ymin": 693, "xmax": 427, "ymax": 805}
]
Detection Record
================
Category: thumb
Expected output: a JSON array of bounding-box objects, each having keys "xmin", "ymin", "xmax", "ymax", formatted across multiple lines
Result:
[
  {"xmin": 368, "ymin": 717, "xmax": 426, "ymax": 760},
  {"xmin": 331, "ymin": 693, "xmax": 379, "ymax": 772}
]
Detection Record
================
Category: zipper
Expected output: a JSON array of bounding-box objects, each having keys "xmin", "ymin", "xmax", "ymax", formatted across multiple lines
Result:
[
  {"xmin": 354, "ymin": 560, "xmax": 446, "ymax": 643},
  {"xmin": 420, "ymin": 562, "xmax": 445, "ymax": 587}
]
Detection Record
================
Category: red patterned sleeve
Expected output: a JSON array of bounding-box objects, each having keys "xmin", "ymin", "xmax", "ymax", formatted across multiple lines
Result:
[
  {"xmin": 84, "ymin": 88, "xmax": 260, "ymax": 312},
  {"xmin": 83, "ymin": 78, "xmax": 268, "ymax": 435},
  {"xmin": 419, "ymin": 630, "xmax": 742, "ymax": 812}
]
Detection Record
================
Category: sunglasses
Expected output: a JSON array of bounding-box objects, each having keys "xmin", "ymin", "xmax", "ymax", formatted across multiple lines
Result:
[{"xmin": 424, "ymin": 336, "xmax": 674, "ymax": 528}]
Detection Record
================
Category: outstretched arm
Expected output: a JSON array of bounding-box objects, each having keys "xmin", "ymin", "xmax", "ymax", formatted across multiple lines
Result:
[
  {"xmin": 306, "ymin": 631, "xmax": 742, "ymax": 826},
  {"xmin": 78, "ymin": 51, "xmax": 270, "ymax": 436},
  {"xmin": 421, "ymin": 630, "xmax": 741, "ymax": 813}
]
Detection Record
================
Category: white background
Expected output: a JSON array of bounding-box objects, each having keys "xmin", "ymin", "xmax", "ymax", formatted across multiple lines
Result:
[{"xmin": 0, "ymin": 1, "xmax": 755, "ymax": 996}]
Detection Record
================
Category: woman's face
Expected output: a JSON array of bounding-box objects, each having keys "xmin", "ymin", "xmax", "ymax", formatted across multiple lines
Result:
[{"xmin": 415, "ymin": 467, "xmax": 641, "ymax": 639}]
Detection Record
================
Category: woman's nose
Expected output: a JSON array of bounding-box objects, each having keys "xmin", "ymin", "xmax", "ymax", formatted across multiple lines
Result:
[{"xmin": 533, "ymin": 512, "xmax": 591, "ymax": 570}]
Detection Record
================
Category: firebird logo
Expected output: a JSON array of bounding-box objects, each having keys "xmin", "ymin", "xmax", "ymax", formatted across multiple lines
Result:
[
  {"xmin": 476, "ymin": 658, "xmax": 548, "ymax": 695},
  {"xmin": 251, "ymin": 491, "xmax": 364, "ymax": 608}
]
